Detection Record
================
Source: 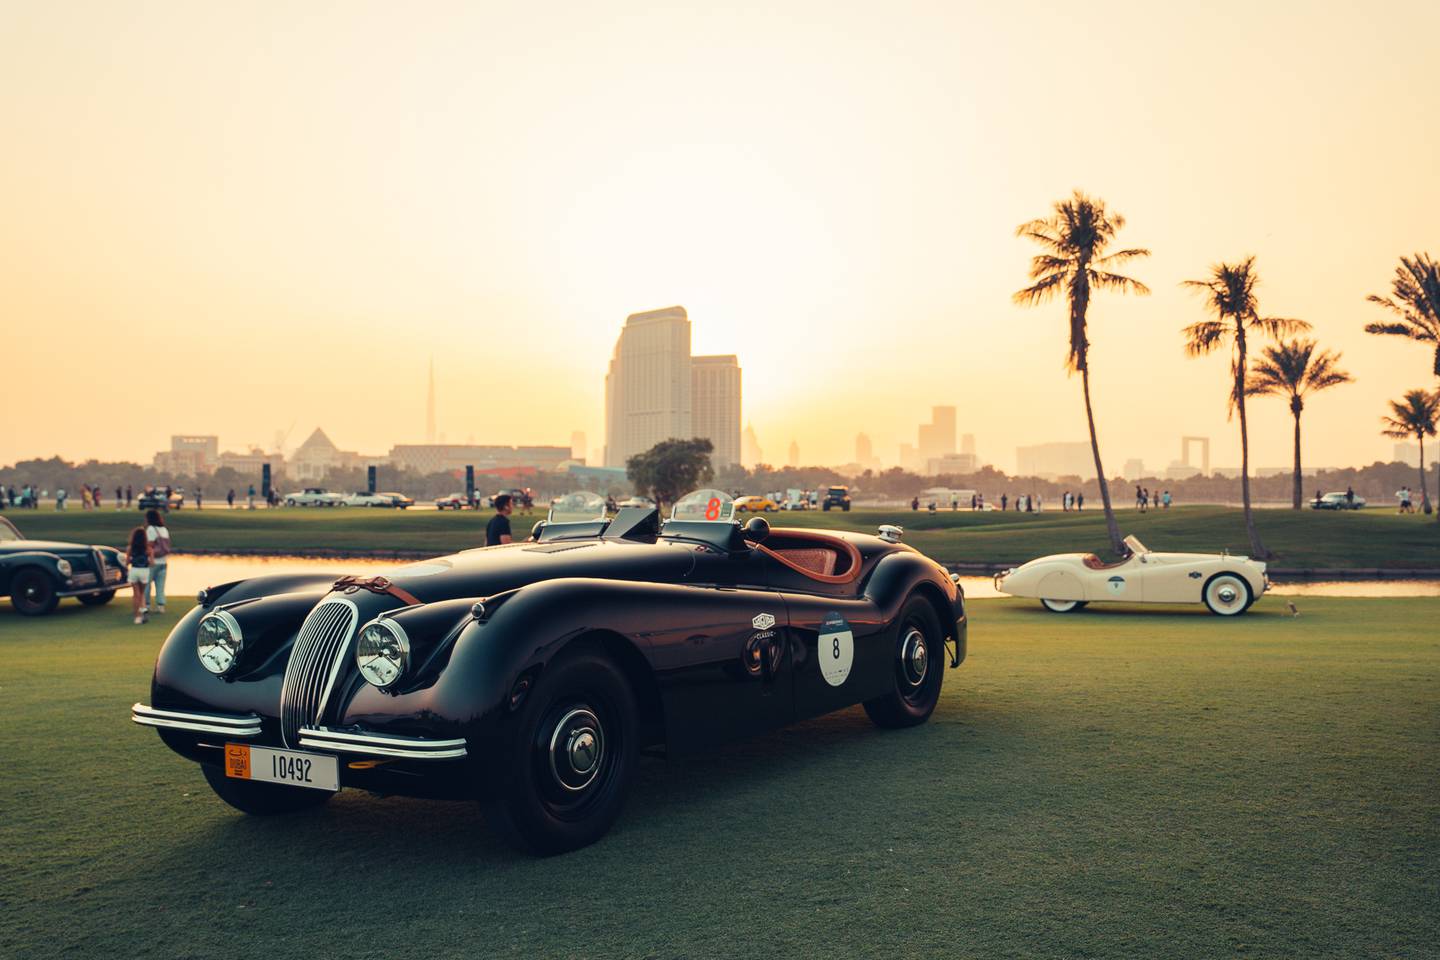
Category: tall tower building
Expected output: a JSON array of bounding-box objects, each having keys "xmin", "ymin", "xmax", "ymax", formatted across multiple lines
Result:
[
  {"xmin": 604, "ymin": 307, "xmax": 692, "ymax": 467},
  {"xmin": 570, "ymin": 431, "xmax": 587, "ymax": 461},
  {"xmin": 787, "ymin": 440, "xmax": 800, "ymax": 467},
  {"xmin": 918, "ymin": 405, "xmax": 956, "ymax": 460},
  {"xmin": 425, "ymin": 358, "xmax": 437, "ymax": 443},
  {"xmin": 856, "ymin": 432, "xmax": 873, "ymax": 465},
  {"xmin": 691, "ymin": 355, "xmax": 742, "ymax": 467},
  {"xmin": 741, "ymin": 423, "xmax": 763, "ymax": 467}
]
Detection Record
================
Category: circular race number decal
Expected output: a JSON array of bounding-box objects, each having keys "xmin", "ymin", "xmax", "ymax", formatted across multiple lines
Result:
[{"xmin": 817, "ymin": 612, "xmax": 853, "ymax": 687}]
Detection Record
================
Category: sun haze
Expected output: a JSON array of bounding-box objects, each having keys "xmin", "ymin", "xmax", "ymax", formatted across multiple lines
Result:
[{"xmin": 2, "ymin": 0, "xmax": 1437, "ymax": 473}]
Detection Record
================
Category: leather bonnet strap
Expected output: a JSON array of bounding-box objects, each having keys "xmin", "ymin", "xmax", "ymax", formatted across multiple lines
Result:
[{"xmin": 332, "ymin": 575, "xmax": 422, "ymax": 607}]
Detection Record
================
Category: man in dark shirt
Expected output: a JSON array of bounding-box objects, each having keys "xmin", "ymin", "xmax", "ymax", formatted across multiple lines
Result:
[{"xmin": 486, "ymin": 494, "xmax": 514, "ymax": 546}]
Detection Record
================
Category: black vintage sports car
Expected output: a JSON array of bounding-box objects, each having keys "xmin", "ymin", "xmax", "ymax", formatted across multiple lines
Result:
[
  {"xmin": 1, "ymin": 516, "xmax": 128, "ymax": 615},
  {"xmin": 131, "ymin": 490, "xmax": 968, "ymax": 854}
]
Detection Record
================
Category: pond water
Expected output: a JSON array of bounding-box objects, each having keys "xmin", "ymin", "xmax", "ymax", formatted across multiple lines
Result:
[{"xmin": 157, "ymin": 554, "xmax": 1440, "ymax": 599}]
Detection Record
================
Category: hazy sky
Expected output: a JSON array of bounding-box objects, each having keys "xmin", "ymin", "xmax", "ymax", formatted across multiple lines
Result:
[{"xmin": 3, "ymin": 0, "xmax": 1438, "ymax": 474}]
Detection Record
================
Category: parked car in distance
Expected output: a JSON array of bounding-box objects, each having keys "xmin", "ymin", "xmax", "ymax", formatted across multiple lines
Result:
[
  {"xmin": 821, "ymin": 485, "xmax": 852, "ymax": 511},
  {"xmin": 615, "ymin": 495, "xmax": 656, "ymax": 509},
  {"xmin": 1, "ymin": 515, "xmax": 128, "ymax": 616},
  {"xmin": 434, "ymin": 492, "xmax": 472, "ymax": 510},
  {"xmin": 782, "ymin": 488, "xmax": 810, "ymax": 510},
  {"xmin": 341, "ymin": 492, "xmax": 414, "ymax": 509},
  {"xmin": 130, "ymin": 489, "xmax": 968, "ymax": 854},
  {"xmin": 284, "ymin": 488, "xmax": 344, "ymax": 508},
  {"xmin": 486, "ymin": 488, "xmax": 529, "ymax": 508},
  {"xmin": 1311, "ymin": 492, "xmax": 1366, "ymax": 510},
  {"xmin": 734, "ymin": 495, "xmax": 779, "ymax": 513},
  {"xmin": 996, "ymin": 534, "xmax": 1268, "ymax": 616},
  {"xmin": 137, "ymin": 488, "xmax": 185, "ymax": 511}
]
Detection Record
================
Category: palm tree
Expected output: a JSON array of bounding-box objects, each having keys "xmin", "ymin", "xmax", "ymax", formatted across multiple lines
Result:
[
  {"xmin": 1380, "ymin": 389, "xmax": 1439, "ymax": 514},
  {"xmin": 1182, "ymin": 257, "xmax": 1309, "ymax": 558},
  {"xmin": 1013, "ymin": 190, "xmax": 1149, "ymax": 555},
  {"xmin": 1246, "ymin": 339, "xmax": 1353, "ymax": 509},
  {"xmin": 1365, "ymin": 253, "xmax": 1440, "ymax": 377}
]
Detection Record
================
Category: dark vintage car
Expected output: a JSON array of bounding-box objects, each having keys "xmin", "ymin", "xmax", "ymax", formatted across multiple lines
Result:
[
  {"xmin": 131, "ymin": 490, "xmax": 968, "ymax": 854},
  {"xmin": 821, "ymin": 485, "xmax": 852, "ymax": 511},
  {"xmin": 137, "ymin": 488, "xmax": 185, "ymax": 511},
  {"xmin": 1, "ymin": 516, "xmax": 128, "ymax": 615}
]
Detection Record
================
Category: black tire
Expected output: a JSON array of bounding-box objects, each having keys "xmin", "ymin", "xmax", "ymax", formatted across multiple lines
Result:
[
  {"xmin": 285, "ymin": 498, "xmax": 297, "ymax": 507},
  {"xmin": 1202, "ymin": 572, "xmax": 1253, "ymax": 616},
  {"xmin": 201, "ymin": 763, "xmax": 334, "ymax": 815},
  {"xmin": 483, "ymin": 647, "xmax": 638, "ymax": 855},
  {"xmin": 863, "ymin": 595, "xmax": 946, "ymax": 729},
  {"xmin": 842, "ymin": 503, "xmax": 850, "ymax": 512},
  {"xmin": 823, "ymin": 503, "xmax": 831, "ymax": 511},
  {"xmin": 78, "ymin": 590, "xmax": 116, "ymax": 607},
  {"xmin": 1040, "ymin": 598, "xmax": 1088, "ymax": 613},
  {"xmin": 10, "ymin": 569, "xmax": 59, "ymax": 616}
]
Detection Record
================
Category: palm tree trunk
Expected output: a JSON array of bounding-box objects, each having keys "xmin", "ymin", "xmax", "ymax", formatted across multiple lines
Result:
[
  {"xmin": 1236, "ymin": 349, "xmax": 1269, "ymax": 558},
  {"xmin": 1419, "ymin": 433, "xmax": 1432, "ymax": 514},
  {"xmin": 1080, "ymin": 364, "xmax": 1124, "ymax": 554},
  {"xmin": 1291, "ymin": 407, "xmax": 1302, "ymax": 510}
]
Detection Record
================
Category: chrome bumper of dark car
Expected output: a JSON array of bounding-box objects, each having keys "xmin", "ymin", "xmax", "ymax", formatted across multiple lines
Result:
[
  {"xmin": 131, "ymin": 703, "xmax": 263, "ymax": 737},
  {"xmin": 298, "ymin": 726, "xmax": 468, "ymax": 760}
]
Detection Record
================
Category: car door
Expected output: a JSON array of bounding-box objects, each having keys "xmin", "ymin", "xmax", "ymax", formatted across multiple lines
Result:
[{"xmin": 778, "ymin": 588, "xmax": 894, "ymax": 722}]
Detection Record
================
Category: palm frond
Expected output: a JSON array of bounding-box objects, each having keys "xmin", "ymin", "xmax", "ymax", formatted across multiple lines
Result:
[
  {"xmin": 1012, "ymin": 272, "xmax": 1067, "ymax": 306},
  {"xmin": 1182, "ymin": 319, "xmax": 1228, "ymax": 356},
  {"xmin": 1094, "ymin": 247, "xmax": 1151, "ymax": 266},
  {"xmin": 1364, "ymin": 321, "xmax": 1420, "ymax": 337},
  {"xmin": 1088, "ymin": 270, "xmax": 1151, "ymax": 296}
]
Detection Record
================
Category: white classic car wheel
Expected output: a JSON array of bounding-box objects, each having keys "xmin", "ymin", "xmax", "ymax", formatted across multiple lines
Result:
[
  {"xmin": 1040, "ymin": 598, "xmax": 1087, "ymax": 613},
  {"xmin": 1203, "ymin": 573, "xmax": 1252, "ymax": 616}
]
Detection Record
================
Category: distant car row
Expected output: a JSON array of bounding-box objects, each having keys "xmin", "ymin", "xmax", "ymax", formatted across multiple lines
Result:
[{"xmin": 283, "ymin": 488, "xmax": 413, "ymax": 509}]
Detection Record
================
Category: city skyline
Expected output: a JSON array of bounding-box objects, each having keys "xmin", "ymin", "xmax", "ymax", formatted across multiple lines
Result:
[{"xmin": 3, "ymin": 2, "xmax": 1438, "ymax": 473}]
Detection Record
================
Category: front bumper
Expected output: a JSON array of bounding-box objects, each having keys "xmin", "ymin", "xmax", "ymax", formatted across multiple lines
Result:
[
  {"xmin": 131, "ymin": 703, "xmax": 465, "ymax": 760},
  {"xmin": 132, "ymin": 703, "xmax": 262, "ymax": 737}
]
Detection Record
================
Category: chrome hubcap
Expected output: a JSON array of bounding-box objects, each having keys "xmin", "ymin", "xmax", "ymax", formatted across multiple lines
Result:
[
  {"xmin": 549, "ymin": 707, "xmax": 604, "ymax": 792},
  {"xmin": 901, "ymin": 628, "xmax": 928, "ymax": 686},
  {"xmin": 1218, "ymin": 586, "xmax": 1238, "ymax": 603}
]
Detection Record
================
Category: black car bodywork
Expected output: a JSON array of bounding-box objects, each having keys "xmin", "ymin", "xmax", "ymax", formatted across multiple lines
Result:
[
  {"xmin": 1, "ymin": 516, "xmax": 128, "ymax": 615},
  {"xmin": 132, "ymin": 506, "xmax": 968, "ymax": 853},
  {"xmin": 822, "ymin": 485, "xmax": 852, "ymax": 511}
]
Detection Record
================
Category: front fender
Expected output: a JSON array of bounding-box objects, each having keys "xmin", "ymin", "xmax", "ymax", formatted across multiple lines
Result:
[{"xmin": 1, "ymin": 551, "xmax": 70, "ymax": 586}]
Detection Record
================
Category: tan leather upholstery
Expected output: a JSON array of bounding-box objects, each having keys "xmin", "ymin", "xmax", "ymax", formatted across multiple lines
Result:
[
  {"xmin": 752, "ymin": 529, "xmax": 863, "ymax": 584},
  {"xmin": 1081, "ymin": 554, "xmax": 1129, "ymax": 571},
  {"xmin": 772, "ymin": 548, "xmax": 837, "ymax": 578}
]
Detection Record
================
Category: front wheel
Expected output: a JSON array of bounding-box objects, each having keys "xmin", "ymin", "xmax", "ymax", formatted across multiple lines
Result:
[
  {"xmin": 1040, "ymin": 598, "xmax": 1088, "ymax": 613},
  {"xmin": 285, "ymin": 499, "xmax": 297, "ymax": 507},
  {"xmin": 78, "ymin": 590, "xmax": 116, "ymax": 607},
  {"xmin": 483, "ymin": 647, "xmax": 638, "ymax": 855},
  {"xmin": 1203, "ymin": 573, "xmax": 1253, "ymax": 616},
  {"xmin": 863, "ymin": 595, "xmax": 945, "ymax": 729},
  {"xmin": 10, "ymin": 569, "xmax": 58, "ymax": 616},
  {"xmin": 201, "ymin": 764, "xmax": 333, "ymax": 815}
]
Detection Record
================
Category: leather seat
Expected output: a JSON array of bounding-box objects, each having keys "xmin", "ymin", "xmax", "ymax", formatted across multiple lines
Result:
[
  {"xmin": 772, "ymin": 547, "xmax": 838, "ymax": 578},
  {"xmin": 1081, "ymin": 553, "xmax": 1129, "ymax": 571}
]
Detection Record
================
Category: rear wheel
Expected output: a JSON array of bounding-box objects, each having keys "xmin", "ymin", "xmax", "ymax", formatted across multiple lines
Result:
[
  {"xmin": 201, "ymin": 764, "xmax": 333, "ymax": 815},
  {"xmin": 1040, "ymin": 598, "xmax": 1088, "ymax": 613},
  {"xmin": 78, "ymin": 590, "xmax": 116, "ymax": 607},
  {"xmin": 864, "ymin": 596, "xmax": 945, "ymax": 729},
  {"xmin": 285, "ymin": 498, "xmax": 297, "ymax": 507},
  {"xmin": 483, "ymin": 647, "xmax": 638, "ymax": 855},
  {"xmin": 10, "ymin": 569, "xmax": 58, "ymax": 616},
  {"xmin": 1203, "ymin": 573, "xmax": 1252, "ymax": 616}
]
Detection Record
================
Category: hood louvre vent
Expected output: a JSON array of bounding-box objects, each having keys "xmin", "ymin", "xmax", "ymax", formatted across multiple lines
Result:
[{"xmin": 279, "ymin": 598, "xmax": 358, "ymax": 748}]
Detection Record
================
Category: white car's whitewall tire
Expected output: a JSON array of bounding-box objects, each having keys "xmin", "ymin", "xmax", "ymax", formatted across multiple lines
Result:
[
  {"xmin": 1040, "ymin": 598, "xmax": 1088, "ymax": 614},
  {"xmin": 1203, "ymin": 573, "xmax": 1252, "ymax": 616}
]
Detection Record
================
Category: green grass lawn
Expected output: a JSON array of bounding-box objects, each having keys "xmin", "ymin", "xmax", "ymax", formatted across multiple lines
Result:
[
  {"xmin": 8, "ymin": 504, "xmax": 1439, "ymax": 570},
  {"xmin": 2, "ymin": 596, "xmax": 1436, "ymax": 958}
]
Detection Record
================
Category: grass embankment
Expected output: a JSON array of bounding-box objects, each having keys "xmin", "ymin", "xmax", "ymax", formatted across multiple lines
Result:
[
  {"xmin": 3, "ymin": 597, "xmax": 1437, "ymax": 958},
  {"xmin": 10, "ymin": 504, "xmax": 1439, "ymax": 570}
]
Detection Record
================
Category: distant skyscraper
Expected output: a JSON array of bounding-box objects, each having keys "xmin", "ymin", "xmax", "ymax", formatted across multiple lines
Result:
[
  {"xmin": 425, "ymin": 358, "xmax": 436, "ymax": 443},
  {"xmin": 787, "ymin": 440, "xmax": 799, "ymax": 467},
  {"xmin": 604, "ymin": 307, "xmax": 692, "ymax": 467},
  {"xmin": 570, "ymin": 431, "xmax": 587, "ymax": 461},
  {"xmin": 691, "ymin": 355, "xmax": 742, "ymax": 467},
  {"xmin": 741, "ymin": 423, "xmax": 763, "ymax": 467},
  {"xmin": 960, "ymin": 433, "xmax": 976, "ymax": 456},
  {"xmin": 855, "ymin": 432, "xmax": 873, "ymax": 465},
  {"xmin": 1016, "ymin": 442, "xmax": 1094, "ymax": 479},
  {"xmin": 918, "ymin": 405, "xmax": 956, "ymax": 460}
]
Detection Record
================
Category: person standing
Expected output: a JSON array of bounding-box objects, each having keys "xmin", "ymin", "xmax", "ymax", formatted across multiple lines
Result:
[
  {"xmin": 1162, "ymin": 490, "xmax": 1172, "ymax": 509},
  {"xmin": 195, "ymin": 488, "xmax": 203, "ymax": 510},
  {"xmin": 56, "ymin": 487, "xmax": 68, "ymax": 510},
  {"xmin": 247, "ymin": 483, "xmax": 256, "ymax": 509},
  {"xmin": 486, "ymin": 493, "xmax": 515, "ymax": 546},
  {"xmin": 93, "ymin": 485, "xmax": 103, "ymax": 509},
  {"xmin": 124, "ymin": 526, "xmax": 153, "ymax": 625},
  {"xmin": 125, "ymin": 483, "xmax": 133, "ymax": 507},
  {"xmin": 227, "ymin": 488, "xmax": 235, "ymax": 509},
  {"xmin": 1077, "ymin": 492, "xmax": 1085, "ymax": 511},
  {"xmin": 115, "ymin": 485, "xmax": 123, "ymax": 509},
  {"xmin": 1000, "ymin": 493, "xmax": 1008, "ymax": 511},
  {"xmin": 144, "ymin": 508, "xmax": 172, "ymax": 614},
  {"xmin": 1345, "ymin": 486, "xmax": 1355, "ymax": 507}
]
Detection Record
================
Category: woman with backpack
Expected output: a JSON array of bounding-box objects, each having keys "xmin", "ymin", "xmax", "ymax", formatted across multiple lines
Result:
[
  {"xmin": 144, "ymin": 508, "xmax": 172, "ymax": 614},
  {"xmin": 124, "ymin": 526, "xmax": 152, "ymax": 624}
]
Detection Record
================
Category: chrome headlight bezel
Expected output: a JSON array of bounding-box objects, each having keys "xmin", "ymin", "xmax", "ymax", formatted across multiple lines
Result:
[
  {"xmin": 356, "ymin": 618, "xmax": 410, "ymax": 690},
  {"xmin": 196, "ymin": 610, "xmax": 244, "ymax": 676},
  {"xmin": 56, "ymin": 559, "xmax": 73, "ymax": 577}
]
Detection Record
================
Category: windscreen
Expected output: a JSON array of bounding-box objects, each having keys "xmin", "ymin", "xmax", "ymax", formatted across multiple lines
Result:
[
  {"xmin": 548, "ymin": 491, "xmax": 609, "ymax": 523},
  {"xmin": 670, "ymin": 488, "xmax": 735, "ymax": 523}
]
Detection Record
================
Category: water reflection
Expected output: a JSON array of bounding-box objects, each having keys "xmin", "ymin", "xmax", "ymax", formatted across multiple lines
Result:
[{"xmin": 159, "ymin": 554, "xmax": 1440, "ymax": 599}]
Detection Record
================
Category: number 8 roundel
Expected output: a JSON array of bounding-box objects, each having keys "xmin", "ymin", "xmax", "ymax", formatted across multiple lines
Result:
[{"xmin": 704, "ymin": 497, "xmax": 720, "ymax": 521}]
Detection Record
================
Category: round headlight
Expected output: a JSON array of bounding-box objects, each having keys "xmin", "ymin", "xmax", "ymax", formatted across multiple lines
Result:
[
  {"xmin": 356, "ymin": 619, "xmax": 409, "ymax": 689},
  {"xmin": 196, "ymin": 610, "xmax": 243, "ymax": 675},
  {"xmin": 56, "ymin": 559, "xmax": 73, "ymax": 577}
]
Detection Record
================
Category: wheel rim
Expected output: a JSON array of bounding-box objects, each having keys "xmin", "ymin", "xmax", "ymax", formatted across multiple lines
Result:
[
  {"xmin": 1207, "ymin": 577, "xmax": 1248, "ymax": 614},
  {"xmin": 548, "ymin": 707, "xmax": 604, "ymax": 793},
  {"xmin": 1043, "ymin": 598, "xmax": 1079, "ymax": 613},
  {"xmin": 536, "ymin": 701, "xmax": 616, "ymax": 818},
  {"xmin": 900, "ymin": 628, "xmax": 928, "ymax": 687},
  {"xmin": 17, "ymin": 574, "xmax": 49, "ymax": 611}
]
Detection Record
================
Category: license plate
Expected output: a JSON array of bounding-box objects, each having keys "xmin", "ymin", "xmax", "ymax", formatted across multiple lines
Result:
[{"xmin": 225, "ymin": 744, "xmax": 338, "ymax": 791}]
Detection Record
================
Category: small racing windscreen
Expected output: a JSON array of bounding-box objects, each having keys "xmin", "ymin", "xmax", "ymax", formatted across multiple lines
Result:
[
  {"xmin": 548, "ymin": 491, "xmax": 608, "ymax": 523},
  {"xmin": 1123, "ymin": 534, "xmax": 1149, "ymax": 556},
  {"xmin": 670, "ymin": 488, "xmax": 736, "ymax": 523}
]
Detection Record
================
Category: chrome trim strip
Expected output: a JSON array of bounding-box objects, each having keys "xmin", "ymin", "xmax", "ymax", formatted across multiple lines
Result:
[
  {"xmin": 131, "ymin": 703, "xmax": 262, "ymax": 737},
  {"xmin": 298, "ymin": 725, "xmax": 467, "ymax": 760}
]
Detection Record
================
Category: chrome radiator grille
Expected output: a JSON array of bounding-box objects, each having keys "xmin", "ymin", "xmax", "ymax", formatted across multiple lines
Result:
[{"xmin": 280, "ymin": 598, "xmax": 358, "ymax": 748}]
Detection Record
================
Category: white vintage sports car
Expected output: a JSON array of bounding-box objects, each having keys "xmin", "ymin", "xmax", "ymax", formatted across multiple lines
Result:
[{"xmin": 995, "ymin": 535, "xmax": 1268, "ymax": 616}]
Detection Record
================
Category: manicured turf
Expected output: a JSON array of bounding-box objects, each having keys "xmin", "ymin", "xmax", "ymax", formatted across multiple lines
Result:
[
  {"xmin": 8, "ymin": 503, "xmax": 1439, "ymax": 569},
  {"xmin": 2, "ymin": 596, "xmax": 1436, "ymax": 958}
]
